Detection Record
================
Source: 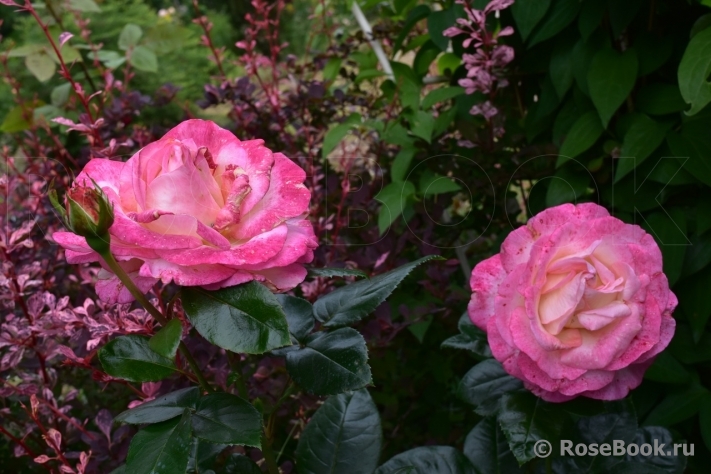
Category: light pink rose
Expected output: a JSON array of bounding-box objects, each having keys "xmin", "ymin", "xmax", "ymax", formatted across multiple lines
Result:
[
  {"xmin": 468, "ymin": 203, "xmax": 677, "ymax": 402},
  {"xmin": 53, "ymin": 119, "xmax": 318, "ymax": 303}
]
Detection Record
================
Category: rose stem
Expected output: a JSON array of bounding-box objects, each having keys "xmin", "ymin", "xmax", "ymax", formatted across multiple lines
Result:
[{"xmin": 97, "ymin": 249, "xmax": 213, "ymax": 393}]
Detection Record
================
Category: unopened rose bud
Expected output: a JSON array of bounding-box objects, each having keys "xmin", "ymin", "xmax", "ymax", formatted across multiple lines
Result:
[{"xmin": 50, "ymin": 180, "xmax": 114, "ymax": 253}]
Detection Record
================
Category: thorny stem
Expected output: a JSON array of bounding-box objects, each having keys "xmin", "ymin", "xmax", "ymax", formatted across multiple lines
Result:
[
  {"xmin": 98, "ymin": 249, "xmax": 213, "ymax": 393},
  {"xmin": 192, "ymin": 0, "xmax": 226, "ymax": 80},
  {"xmin": 0, "ymin": 425, "xmax": 37, "ymax": 458},
  {"xmin": 42, "ymin": 0, "xmax": 97, "ymax": 92},
  {"xmin": 24, "ymin": 1, "xmax": 104, "ymax": 147}
]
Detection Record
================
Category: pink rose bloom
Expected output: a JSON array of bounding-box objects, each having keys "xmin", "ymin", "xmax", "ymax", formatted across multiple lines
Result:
[
  {"xmin": 53, "ymin": 120, "xmax": 317, "ymax": 303},
  {"xmin": 468, "ymin": 203, "xmax": 677, "ymax": 402}
]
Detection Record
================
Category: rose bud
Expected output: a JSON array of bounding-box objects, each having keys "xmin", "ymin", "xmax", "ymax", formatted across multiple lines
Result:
[{"xmin": 50, "ymin": 180, "xmax": 114, "ymax": 253}]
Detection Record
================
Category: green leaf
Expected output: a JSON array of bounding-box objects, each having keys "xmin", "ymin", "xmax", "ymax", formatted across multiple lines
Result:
[
  {"xmin": 223, "ymin": 454, "xmax": 262, "ymax": 474},
  {"xmin": 375, "ymin": 181, "xmax": 416, "ymax": 234},
  {"xmin": 191, "ymin": 393, "xmax": 262, "ymax": 446},
  {"xmin": 275, "ymin": 294, "xmax": 314, "ymax": 342},
  {"xmin": 7, "ymin": 44, "xmax": 45, "ymax": 58},
  {"xmin": 33, "ymin": 105, "xmax": 61, "ymax": 125},
  {"xmin": 643, "ymin": 384, "xmax": 710, "ymax": 426},
  {"xmin": 51, "ymin": 83, "xmax": 72, "ymax": 107},
  {"xmin": 557, "ymin": 110, "xmax": 604, "ymax": 165},
  {"xmin": 391, "ymin": 148, "xmax": 416, "ymax": 183},
  {"xmin": 546, "ymin": 163, "xmax": 590, "ymax": 206},
  {"xmin": 497, "ymin": 392, "xmax": 568, "ymax": 465},
  {"xmin": 149, "ymin": 319, "xmax": 182, "ymax": 359},
  {"xmin": 437, "ymin": 53, "xmax": 461, "ymax": 75},
  {"xmin": 457, "ymin": 359, "xmax": 523, "ymax": 415},
  {"xmin": 25, "ymin": 52, "xmax": 56, "ymax": 82},
  {"xmin": 413, "ymin": 40, "xmax": 440, "ymax": 76},
  {"xmin": 308, "ymin": 267, "xmax": 368, "ymax": 279},
  {"xmin": 323, "ymin": 124, "xmax": 354, "ymax": 158},
  {"xmin": 626, "ymin": 426, "xmax": 687, "ymax": 472},
  {"xmin": 119, "ymin": 24, "xmax": 143, "ymax": 50},
  {"xmin": 635, "ymin": 83, "xmax": 686, "ymax": 115},
  {"xmin": 641, "ymin": 210, "xmax": 688, "ymax": 287},
  {"xmin": 678, "ymin": 27, "xmax": 711, "ymax": 115},
  {"xmin": 420, "ymin": 86, "xmax": 464, "ymax": 110},
  {"xmin": 667, "ymin": 128, "xmax": 711, "ymax": 188},
  {"xmin": 700, "ymin": 396, "xmax": 711, "ymax": 454},
  {"xmin": 419, "ymin": 172, "xmax": 461, "ymax": 196},
  {"xmin": 463, "ymin": 417, "xmax": 522, "ymax": 474},
  {"xmin": 98, "ymin": 335, "xmax": 175, "ymax": 383},
  {"xmin": 608, "ymin": 0, "xmax": 644, "ymax": 37},
  {"xmin": 614, "ymin": 114, "xmax": 669, "ymax": 181},
  {"xmin": 313, "ymin": 255, "xmax": 442, "ymax": 328},
  {"xmin": 578, "ymin": 0, "xmax": 606, "ymax": 41},
  {"xmin": 0, "ymin": 102, "xmax": 42, "ymax": 133},
  {"xmin": 286, "ymin": 327, "xmax": 371, "ymax": 395},
  {"xmin": 68, "ymin": 0, "xmax": 101, "ymax": 12},
  {"xmin": 187, "ymin": 438, "xmax": 227, "ymax": 474},
  {"xmin": 510, "ymin": 0, "xmax": 551, "ymax": 41},
  {"xmin": 375, "ymin": 446, "xmax": 475, "ymax": 474},
  {"xmin": 125, "ymin": 409, "xmax": 192, "ymax": 474},
  {"xmin": 636, "ymin": 32, "xmax": 673, "ymax": 76},
  {"xmin": 441, "ymin": 314, "xmax": 492, "ymax": 358},
  {"xmin": 677, "ymin": 266, "xmax": 711, "ymax": 342},
  {"xmin": 116, "ymin": 387, "xmax": 200, "ymax": 425},
  {"xmin": 528, "ymin": 0, "xmax": 581, "ymax": 47},
  {"xmin": 182, "ymin": 282, "xmax": 291, "ymax": 355},
  {"xmin": 549, "ymin": 40, "xmax": 574, "ymax": 99},
  {"xmin": 394, "ymin": 5, "xmax": 430, "ymax": 53},
  {"xmin": 588, "ymin": 48, "xmax": 638, "ymax": 127},
  {"xmin": 323, "ymin": 58, "xmax": 341, "ymax": 82},
  {"xmin": 422, "ymin": 87, "xmax": 465, "ymax": 111},
  {"xmin": 644, "ymin": 352, "xmax": 691, "ymax": 384},
  {"xmin": 409, "ymin": 111, "xmax": 435, "ymax": 143},
  {"xmin": 427, "ymin": 5, "xmax": 463, "ymax": 51},
  {"xmin": 296, "ymin": 389, "xmax": 382, "ymax": 474},
  {"xmin": 130, "ymin": 45, "xmax": 158, "ymax": 72}
]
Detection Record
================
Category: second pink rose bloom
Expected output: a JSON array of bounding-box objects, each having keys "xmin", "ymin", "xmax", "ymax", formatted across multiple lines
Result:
[
  {"xmin": 468, "ymin": 203, "xmax": 677, "ymax": 402},
  {"xmin": 53, "ymin": 119, "xmax": 318, "ymax": 303}
]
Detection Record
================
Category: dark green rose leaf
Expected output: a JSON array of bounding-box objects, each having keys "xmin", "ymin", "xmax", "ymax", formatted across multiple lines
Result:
[
  {"xmin": 441, "ymin": 313, "xmax": 492, "ymax": 358},
  {"xmin": 457, "ymin": 359, "xmax": 522, "ymax": 415},
  {"xmin": 296, "ymin": 389, "xmax": 382, "ymax": 474},
  {"xmin": 276, "ymin": 294, "xmax": 315, "ymax": 342},
  {"xmin": 313, "ymin": 255, "xmax": 443, "ymax": 328},
  {"xmin": 375, "ymin": 446, "xmax": 475, "ymax": 474},
  {"xmin": 149, "ymin": 319, "xmax": 183, "ymax": 359},
  {"xmin": 223, "ymin": 454, "xmax": 262, "ymax": 474},
  {"xmin": 115, "ymin": 387, "xmax": 200, "ymax": 425},
  {"xmin": 186, "ymin": 438, "xmax": 226, "ymax": 474},
  {"xmin": 286, "ymin": 328, "xmax": 371, "ymax": 395},
  {"xmin": 98, "ymin": 335, "xmax": 175, "ymax": 383},
  {"xmin": 463, "ymin": 417, "xmax": 522, "ymax": 474},
  {"xmin": 643, "ymin": 383, "xmax": 709, "ymax": 427},
  {"xmin": 125, "ymin": 409, "xmax": 192, "ymax": 474},
  {"xmin": 191, "ymin": 392, "xmax": 262, "ymax": 447},
  {"xmin": 497, "ymin": 392, "xmax": 568, "ymax": 465},
  {"xmin": 308, "ymin": 267, "xmax": 368, "ymax": 279},
  {"xmin": 183, "ymin": 282, "xmax": 291, "ymax": 355}
]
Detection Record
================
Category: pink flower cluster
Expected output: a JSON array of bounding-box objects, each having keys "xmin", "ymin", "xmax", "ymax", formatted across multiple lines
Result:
[{"xmin": 443, "ymin": 0, "xmax": 515, "ymax": 120}]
